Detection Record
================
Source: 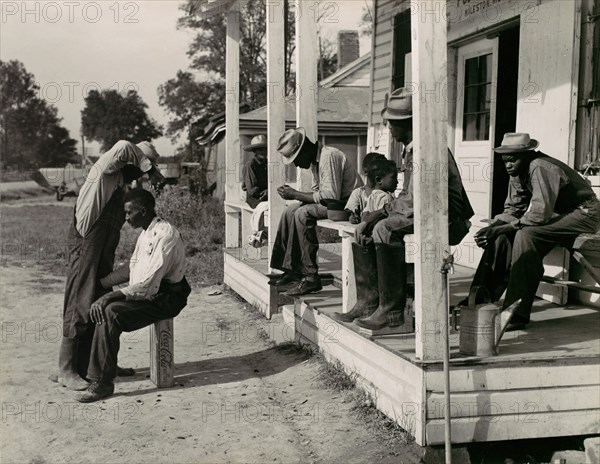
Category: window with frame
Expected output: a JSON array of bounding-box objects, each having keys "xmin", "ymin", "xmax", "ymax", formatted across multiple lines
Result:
[{"xmin": 463, "ymin": 54, "xmax": 492, "ymax": 141}]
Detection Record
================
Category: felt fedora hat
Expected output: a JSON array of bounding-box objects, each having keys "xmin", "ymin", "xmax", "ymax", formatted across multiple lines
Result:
[
  {"xmin": 494, "ymin": 133, "xmax": 539, "ymax": 154},
  {"xmin": 381, "ymin": 87, "xmax": 412, "ymax": 121},
  {"xmin": 277, "ymin": 128, "xmax": 306, "ymax": 165},
  {"xmin": 136, "ymin": 141, "xmax": 162, "ymax": 173},
  {"xmin": 243, "ymin": 134, "xmax": 268, "ymax": 152}
]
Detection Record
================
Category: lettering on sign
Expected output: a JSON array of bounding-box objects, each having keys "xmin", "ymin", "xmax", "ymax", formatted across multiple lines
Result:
[{"xmin": 159, "ymin": 328, "xmax": 173, "ymax": 369}]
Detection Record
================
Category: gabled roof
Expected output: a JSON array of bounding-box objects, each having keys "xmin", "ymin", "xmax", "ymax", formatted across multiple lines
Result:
[
  {"xmin": 239, "ymin": 86, "xmax": 368, "ymax": 127},
  {"xmin": 197, "ymin": 52, "xmax": 372, "ymax": 144},
  {"xmin": 319, "ymin": 53, "xmax": 371, "ymax": 89}
]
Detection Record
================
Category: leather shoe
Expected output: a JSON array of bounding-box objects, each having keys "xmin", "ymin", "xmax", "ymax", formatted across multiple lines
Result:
[
  {"xmin": 285, "ymin": 278, "xmax": 323, "ymax": 296},
  {"xmin": 74, "ymin": 381, "xmax": 115, "ymax": 403},
  {"xmin": 272, "ymin": 272, "xmax": 302, "ymax": 286},
  {"xmin": 117, "ymin": 366, "xmax": 135, "ymax": 377},
  {"xmin": 505, "ymin": 321, "xmax": 527, "ymax": 332}
]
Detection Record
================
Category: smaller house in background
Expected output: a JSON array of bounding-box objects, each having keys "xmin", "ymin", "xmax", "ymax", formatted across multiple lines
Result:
[{"xmin": 197, "ymin": 50, "xmax": 371, "ymax": 200}]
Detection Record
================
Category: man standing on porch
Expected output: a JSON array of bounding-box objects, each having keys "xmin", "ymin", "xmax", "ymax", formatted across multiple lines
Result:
[
  {"xmin": 270, "ymin": 128, "xmax": 362, "ymax": 296},
  {"xmin": 340, "ymin": 88, "xmax": 474, "ymax": 330},
  {"xmin": 465, "ymin": 132, "xmax": 600, "ymax": 331}
]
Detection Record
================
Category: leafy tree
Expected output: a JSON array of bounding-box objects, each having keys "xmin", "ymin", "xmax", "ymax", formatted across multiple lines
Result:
[
  {"xmin": 157, "ymin": 70, "xmax": 224, "ymax": 156},
  {"xmin": 0, "ymin": 60, "xmax": 77, "ymax": 167},
  {"xmin": 359, "ymin": 4, "xmax": 374, "ymax": 38},
  {"xmin": 81, "ymin": 89, "xmax": 162, "ymax": 152}
]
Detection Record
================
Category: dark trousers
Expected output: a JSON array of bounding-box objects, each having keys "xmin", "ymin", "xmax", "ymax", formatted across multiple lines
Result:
[
  {"xmin": 87, "ymin": 278, "xmax": 191, "ymax": 383},
  {"xmin": 471, "ymin": 201, "xmax": 600, "ymax": 322},
  {"xmin": 270, "ymin": 203, "xmax": 327, "ymax": 277},
  {"xmin": 63, "ymin": 189, "xmax": 125, "ymax": 339},
  {"xmin": 62, "ymin": 190, "xmax": 124, "ymax": 377}
]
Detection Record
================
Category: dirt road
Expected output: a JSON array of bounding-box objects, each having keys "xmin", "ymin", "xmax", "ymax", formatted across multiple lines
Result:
[{"xmin": 0, "ymin": 263, "xmax": 422, "ymax": 464}]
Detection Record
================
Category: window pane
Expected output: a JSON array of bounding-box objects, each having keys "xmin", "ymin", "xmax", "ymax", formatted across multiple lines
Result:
[
  {"xmin": 462, "ymin": 53, "xmax": 492, "ymax": 141},
  {"xmin": 463, "ymin": 114, "xmax": 477, "ymax": 141}
]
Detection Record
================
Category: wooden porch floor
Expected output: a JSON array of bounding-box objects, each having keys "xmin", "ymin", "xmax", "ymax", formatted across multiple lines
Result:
[
  {"xmin": 224, "ymin": 245, "xmax": 600, "ymax": 445},
  {"xmin": 224, "ymin": 245, "xmax": 600, "ymax": 364}
]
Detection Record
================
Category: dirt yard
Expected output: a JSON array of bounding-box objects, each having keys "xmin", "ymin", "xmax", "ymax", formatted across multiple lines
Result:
[{"xmin": 0, "ymin": 262, "xmax": 424, "ymax": 464}]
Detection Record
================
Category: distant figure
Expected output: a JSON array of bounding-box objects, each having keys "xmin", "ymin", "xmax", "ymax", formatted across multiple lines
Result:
[
  {"xmin": 242, "ymin": 134, "xmax": 269, "ymax": 208},
  {"xmin": 270, "ymin": 128, "xmax": 362, "ymax": 296},
  {"xmin": 51, "ymin": 140, "xmax": 164, "ymax": 391},
  {"xmin": 75, "ymin": 189, "xmax": 190, "ymax": 402}
]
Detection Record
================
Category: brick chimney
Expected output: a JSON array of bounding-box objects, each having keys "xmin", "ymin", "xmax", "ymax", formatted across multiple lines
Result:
[{"xmin": 337, "ymin": 30, "xmax": 360, "ymax": 70}]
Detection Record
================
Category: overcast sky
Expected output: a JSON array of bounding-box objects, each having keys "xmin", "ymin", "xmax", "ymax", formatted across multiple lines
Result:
[{"xmin": 1, "ymin": 0, "xmax": 370, "ymax": 159}]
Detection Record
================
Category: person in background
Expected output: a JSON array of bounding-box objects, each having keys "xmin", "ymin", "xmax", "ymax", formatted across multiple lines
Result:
[
  {"xmin": 242, "ymin": 134, "xmax": 269, "ymax": 209},
  {"xmin": 75, "ymin": 189, "xmax": 190, "ymax": 402},
  {"xmin": 51, "ymin": 140, "xmax": 164, "ymax": 391},
  {"xmin": 344, "ymin": 152, "xmax": 387, "ymax": 224},
  {"xmin": 463, "ymin": 132, "xmax": 600, "ymax": 331},
  {"xmin": 270, "ymin": 128, "xmax": 362, "ymax": 296}
]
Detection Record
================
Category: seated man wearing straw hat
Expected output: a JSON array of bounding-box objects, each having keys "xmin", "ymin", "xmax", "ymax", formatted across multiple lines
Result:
[
  {"xmin": 464, "ymin": 132, "xmax": 600, "ymax": 331},
  {"xmin": 270, "ymin": 128, "xmax": 362, "ymax": 296},
  {"xmin": 242, "ymin": 134, "xmax": 269, "ymax": 209},
  {"xmin": 335, "ymin": 88, "xmax": 474, "ymax": 330}
]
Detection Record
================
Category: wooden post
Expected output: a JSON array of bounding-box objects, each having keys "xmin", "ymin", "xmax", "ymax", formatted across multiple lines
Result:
[
  {"xmin": 150, "ymin": 319, "xmax": 174, "ymax": 388},
  {"xmin": 294, "ymin": 0, "xmax": 319, "ymax": 191},
  {"xmin": 266, "ymin": 0, "xmax": 286, "ymax": 266},
  {"xmin": 224, "ymin": 2, "xmax": 240, "ymax": 248},
  {"xmin": 411, "ymin": 1, "xmax": 449, "ymax": 361}
]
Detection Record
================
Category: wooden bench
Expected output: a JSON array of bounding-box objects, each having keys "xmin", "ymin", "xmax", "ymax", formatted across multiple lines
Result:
[
  {"xmin": 541, "ymin": 233, "xmax": 600, "ymax": 297},
  {"xmin": 149, "ymin": 319, "xmax": 174, "ymax": 388}
]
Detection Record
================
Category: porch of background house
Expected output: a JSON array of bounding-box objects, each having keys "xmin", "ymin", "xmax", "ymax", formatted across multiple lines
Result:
[{"xmin": 196, "ymin": 0, "xmax": 600, "ymax": 447}]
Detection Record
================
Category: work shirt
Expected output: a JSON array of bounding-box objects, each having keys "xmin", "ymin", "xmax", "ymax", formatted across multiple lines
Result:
[
  {"xmin": 75, "ymin": 141, "xmax": 143, "ymax": 237},
  {"xmin": 494, "ymin": 152, "xmax": 597, "ymax": 227},
  {"xmin": 121, "ymin": 217, "xmax": 186, "ymax": 301},
  {"xmin": 344, "ymin": 186, "xmax": 370, "ymax": 214},
  {"xmin": 364, "ymin": 189, "xmax": 395, "ymax": 214},
  {"xmin": 382, "ymin": 145, "xmax": 474, "ymax": 244},
  {"xmin": 310, "ymin": 143, "xmax": 362, "ymax": 203},
  {"xmin": 242, "ymin": 156, "xmax": 268, "ymax": 199}
]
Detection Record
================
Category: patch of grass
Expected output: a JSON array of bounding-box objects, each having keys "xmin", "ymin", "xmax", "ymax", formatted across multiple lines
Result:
[
  {"xmin": 1, "ymin": 185, "xmax": 49, "ymax": 201},
  {"xmin": 1, "ymin": 204, "xmax": 72, "ymax": 273},
  {"xmin": 314, "ymin": 354, "xmax": 414, "ymax": 449},
  {"xmin": 155, "ymin": 186, "xmax": 225, "ymax": 287},
  {"xmin": 315, "ymin": 355, "xmax": 357, "ymax": 392},
  {"xmin": 1, "ymin": 186, "xmax": 227, "ymax": 288},
  {"xmin": 272, "ymin": 341, "xmax": 314, "ymax": 358},
  {"xmin": 349, "ymin": 389, "xmax": 414, "ymax": 447}
]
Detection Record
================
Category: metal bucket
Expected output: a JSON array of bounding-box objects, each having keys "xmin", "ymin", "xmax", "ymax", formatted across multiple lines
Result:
[{"xmin": 459, "ymin": 286, "xmax": 500, "ymax": 357}]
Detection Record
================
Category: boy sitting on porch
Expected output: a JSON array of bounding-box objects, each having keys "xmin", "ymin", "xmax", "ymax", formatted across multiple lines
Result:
[
  {"xmin": 462, "ymin": 132, "xmax": 600, "ymax": 331},
  {"xmin": 270, "ymin": 128, "xmax": 362, "ymax": 296},
  {"xmin": 74, "ymin": 189, "xmax": 191, "ymax": 402},
  {"xmin": 333, "ymin": 88, "xmax": 474, "ymax": 329},
  {"xmin": 344, "ymin": 152, "xmax": 386, "ymax": 224},
  {"xmin": 360, "ymin": 158, "xmax": 398, "ymax": 217}
]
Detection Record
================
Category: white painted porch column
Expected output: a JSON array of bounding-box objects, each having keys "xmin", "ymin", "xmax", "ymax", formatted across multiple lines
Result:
[
  {"xmin": 266, "ymin": 0, "xmax": 286, "ymax": 265},
  {"xmin": 294, "ymin": 0, "xmax": 319, "ymax": 191},
  {"xmin": 224, "ymin": 2, "xmax": 241, "ymax": 248},
  {"xmin": 411, "ymin": 1, "xmax": 449, "ymax": 361}
]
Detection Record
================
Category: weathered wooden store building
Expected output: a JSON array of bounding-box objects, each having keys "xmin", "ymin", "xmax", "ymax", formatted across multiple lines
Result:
[{"xmin": 194, "ymin": 0, "xmax": 599, "ymax": 447}]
